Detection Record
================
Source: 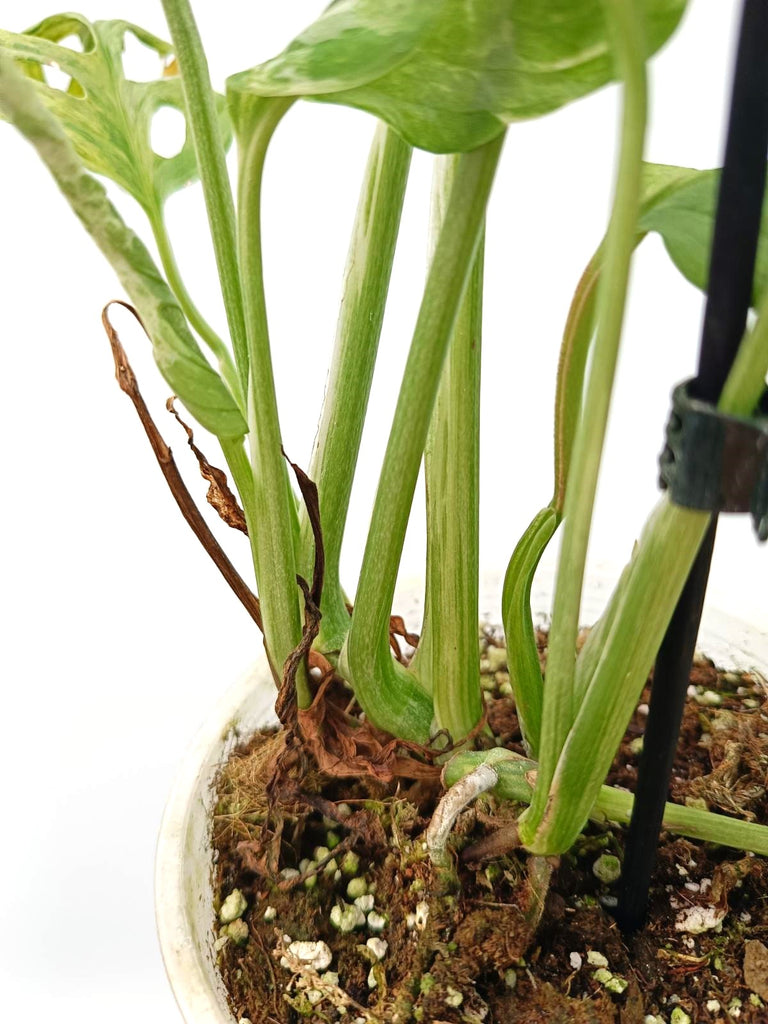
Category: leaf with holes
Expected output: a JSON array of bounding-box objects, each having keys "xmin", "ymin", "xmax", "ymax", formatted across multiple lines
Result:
[
  {"xmin": 0, "ymin": 53, "xmax": 246, "ymax": 439},
  {"xmin": 0, "ymin": 13, "xmax": 231, "ymax": 215},
  {"xmin": 227, "ymin": 0, "xmax": 688, "ymax": 153}
]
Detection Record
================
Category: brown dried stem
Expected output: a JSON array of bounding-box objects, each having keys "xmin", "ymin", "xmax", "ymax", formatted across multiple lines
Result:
[{"xmin": 102, "ymin": 300, "xmax": 262, "ymax": 630}]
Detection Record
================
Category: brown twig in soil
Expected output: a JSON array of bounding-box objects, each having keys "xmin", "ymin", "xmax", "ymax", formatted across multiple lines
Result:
[
  {"xmin": 461, "ymin": 822, "xmax": 521, "ymax": 863},
  {"xmin": 253, "ymin": 929, "xmax": 281, "ymax": 1019},
  {"xmin": 102, "ymin": 301, "xmax": 263, "ymax": 630}
]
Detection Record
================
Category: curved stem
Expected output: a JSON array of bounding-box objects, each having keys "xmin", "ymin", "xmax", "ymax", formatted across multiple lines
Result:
[
  {"xmin": 236, "ymin": 96, "xmax": 308, "ymax": 706},
  {"xmin": 149, "ymin": 207, "xmax": 243, "ymax": 408},
  {"xmin": 552, "ymin": 249, "xmax": 603, "ymax": 509},
  {"xmin": 341, "ymin": 132, "xmax": 505, "ymax": 744},
  {"xmin": 501, "ymin": 505, "xmax": 560, "ymax": 756},
  {"xmin": 426, "ymin": 763, "xmax": 498, "ymax": 867},
  {"xmin": 522, "ymin": 274, "xmax": 768, "ymax": 855},
  {"xmin": 501, "ymin": 249, "xmax": 603, "ymax": 756},
  {"xmin": 521, "ymin": 0, "xmax": 648, "ymax": 842},
  {"xmin": 416, "ymin": 157, "xmax": 484, "ymax": 739}
]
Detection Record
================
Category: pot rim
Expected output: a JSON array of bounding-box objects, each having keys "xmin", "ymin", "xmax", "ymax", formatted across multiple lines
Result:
[{"xmin": 155, "ymin": 663, "xmax": 277, "ymax": 1024}]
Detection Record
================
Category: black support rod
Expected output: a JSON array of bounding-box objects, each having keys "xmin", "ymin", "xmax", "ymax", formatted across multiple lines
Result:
[{"xmin": 616, "ymin": 0, "xmax": 768, "ymax": 933}]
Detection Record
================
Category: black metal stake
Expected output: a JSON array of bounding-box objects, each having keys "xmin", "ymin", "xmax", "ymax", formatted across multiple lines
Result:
[{"xmin": 616, "ymin": 0, "xmax": 768, "ymax": 933}]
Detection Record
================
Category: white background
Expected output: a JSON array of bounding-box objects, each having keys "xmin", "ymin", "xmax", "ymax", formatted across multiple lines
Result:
[{"xmin": 1, "ymin": 2, "xmax": 766, "ymax": 1021}]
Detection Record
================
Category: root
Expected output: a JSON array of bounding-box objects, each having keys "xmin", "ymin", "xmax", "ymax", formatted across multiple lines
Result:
[{"xmin": 426, "ymin": 763, "xmax": 499, "ymax": 867}]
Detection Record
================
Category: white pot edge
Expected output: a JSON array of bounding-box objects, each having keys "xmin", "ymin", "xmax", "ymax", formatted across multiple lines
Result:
[
  {"xmin": 155, "ymin": 573, "xmax": 766, "ymax": 1024},
  {"xmin": 155, "ymin": 661, "xmax": 278, "ymax": 1024}
]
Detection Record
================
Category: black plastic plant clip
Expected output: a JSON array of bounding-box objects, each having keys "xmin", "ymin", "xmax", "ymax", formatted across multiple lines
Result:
[
  {"xmin": 615, "ymin": 0, "xmax": 768, "ymax": 934},
  {"xmin": 660, "ymin": 379, "xmax": 768, "ymax": 540}
]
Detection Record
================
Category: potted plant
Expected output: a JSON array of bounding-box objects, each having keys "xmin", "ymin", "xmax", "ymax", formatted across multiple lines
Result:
[{"xmin": 1, "ymin": 1, "xmax": 767, "ymax": 1022}]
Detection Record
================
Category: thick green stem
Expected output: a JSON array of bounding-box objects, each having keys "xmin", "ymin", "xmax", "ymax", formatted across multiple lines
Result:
[
  {"xmin": 340, "ymin": 133, "xmax": 505, "ymax": 744},
  {"xmin": 299, "ymin": 124, "xmax": 412, "ymax": 652},
  {"xmin": 412, "ymin": 154, "xmax": 483, "ymax": 741},
  {"xmin": 148, "ymin": 207, "xmax": 243, "ymax": 407},
  {"xmin": 236, "ymin": 97, "xmax": 308, "ymax": 706},
  {"xmin": 160, "ymin": 0, "xmax": 250, "ymax": 389},
  {"xmin": 523, "ymin": 0, "xmax": 648, "ymax": 839},
  {"xmin": 592, "ymin": 785, "xmax": 768, "ymax": 855}
]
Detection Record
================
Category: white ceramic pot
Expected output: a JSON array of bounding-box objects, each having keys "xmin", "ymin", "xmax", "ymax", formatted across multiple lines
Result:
[{"xmin": 155, "ymin": 573, "xmax": 767, "ymax": 1024}]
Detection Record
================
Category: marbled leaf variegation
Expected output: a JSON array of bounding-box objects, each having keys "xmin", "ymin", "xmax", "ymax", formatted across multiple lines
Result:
[
  {"xmin": 0, "ymin": 13, "xmax": 231, "ymax": 214},
  {"xmin": 228, "ymin": 0, "xmax": 688, "ymax": 153},
  {"xmin": 0, "ymin": 54, "xmax": 245, "ymax": 439},
  {"xmin": 639, "ymin": 162, "xmax": 768, "ymax": 305}
]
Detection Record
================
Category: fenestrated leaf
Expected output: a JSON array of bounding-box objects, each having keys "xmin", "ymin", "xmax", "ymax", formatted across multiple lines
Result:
[
  {"xmin": 227, "ymin": 0, "xmax": 688, "ymax": 153},
  {"xmin": 638, "ymin": 162, "xmax": 768, "ymax": 305},
  {"xmin": 0, "ymin": 54, "xmax": 245, "ymax": 439},
  {"xmin": 0, "ymin": 13, "xmax": 231, "ymax": 214}
]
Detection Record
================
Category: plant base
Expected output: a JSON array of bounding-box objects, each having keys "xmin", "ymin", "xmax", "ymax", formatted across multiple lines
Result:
[{"xmin": 211, "ymin": 641, "xmax": 768, "ymax": 1023}]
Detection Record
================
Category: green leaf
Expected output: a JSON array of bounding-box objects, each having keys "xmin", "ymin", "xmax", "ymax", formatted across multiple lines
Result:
[
  {"xmin": 0, "ymin": 54, "xmax": 245, "ymax": 439},
  {"xmin": 638, "ymin": 161, "xmax": 768, "ymax": 304},
  {"xmin": 0, "ymin": 13, "xmax": 231, "ymax": 214},
  {"xmin": 228, "ymin": 0, "xmax": 687, "ymax": 153}
]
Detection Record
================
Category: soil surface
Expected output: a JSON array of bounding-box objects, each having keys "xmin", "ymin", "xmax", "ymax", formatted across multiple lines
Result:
[{"xmin": 211, "ymin": 631, "xmax": 768, "ymax": 1024}]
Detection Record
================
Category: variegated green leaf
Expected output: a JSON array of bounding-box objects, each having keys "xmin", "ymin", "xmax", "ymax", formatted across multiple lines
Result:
[
  {"xmin": 0, "ymin": 13, "xmax": 231, "ymax": 214},
  {"xmin": 638, "ymin": 161, "xmax": 768, "ymax": 305},
  {"xmin": 228, "ymin": 0, "xmax": 687, "ymax": 153},
  {"xmin": 0, "ymin": 54, "xmax": 245, "ymax": 439}
]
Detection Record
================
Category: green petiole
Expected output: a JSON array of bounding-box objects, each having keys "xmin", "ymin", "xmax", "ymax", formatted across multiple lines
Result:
[
  {"xmin": 148, "ymin": 207, "xmax": 243, "ymax": 409},
  {"xmin": 341, "ymin": 132, "xmax": 505, "ymax": 744},
  {"xmin": 522, "ymin": 0, "xmax": 649, "ymax": 841},
  {"xmin": 299, "ymin": 123, "xmax": 412, "ymax": 654},
  {"xmin": 234, "ymin": 95, "xmax": 308, "ymax": 706},
  {"xmin": 520, "ymin": 265, "xmax": 768, "ymax": 856},
  {"xmin": 411, "ymin": 154, "xmax": 484, "ymax": 742},
  {"xmin": 160, "ymin": 0, "xmax": 250, "ymax": 394},
  {"xmin": 501, "ymin": 250, "xmax": 603, "ymax": 757}
]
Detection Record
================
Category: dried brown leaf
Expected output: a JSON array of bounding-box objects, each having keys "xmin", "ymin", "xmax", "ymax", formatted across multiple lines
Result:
[
  {"xmin": 274, "ymin": 454, "xmax": 325, "ymax": 730},
  {"xmin": 297, "ymin": 675, "xmax": 441, "ymax": 783},
  {"xmin": 167, "ymin": 397, "xmax": 248, "ymax": 534},
  {"xmin": 389, "ymin": 614, "xmax": 420, "ymax": 663},
  {"xmin": 101, "ymin": 302, "xmax": 262, "ymax": 630},
  {"xmin": 282, "ymin": 449, "xmax": 324, "ymax": 606}
]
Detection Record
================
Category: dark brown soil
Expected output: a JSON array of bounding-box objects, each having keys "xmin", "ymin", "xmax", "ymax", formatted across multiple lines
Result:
[{"xmin": 211, "ymin": 635, "xmax": 768, "ymax": 1024}]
